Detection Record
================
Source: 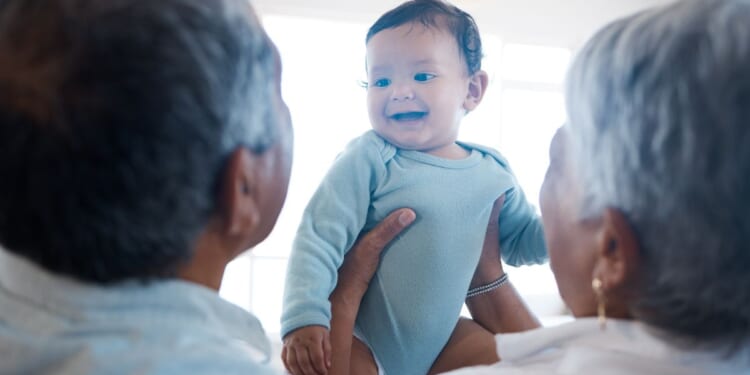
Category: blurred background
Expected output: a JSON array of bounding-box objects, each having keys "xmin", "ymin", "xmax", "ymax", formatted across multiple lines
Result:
[{"xmin": 223, "ymin": 0, "xmax": 673, "ymax": 349}]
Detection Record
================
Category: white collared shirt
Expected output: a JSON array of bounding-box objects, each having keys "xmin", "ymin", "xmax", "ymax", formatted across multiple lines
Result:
[
  {"xmin": 0, "ymin": 249, "xmax": 281, "ymax": 375},
  {"xmin": 444, "ymin": 318, "xmax": 749, "ymax": 374}
]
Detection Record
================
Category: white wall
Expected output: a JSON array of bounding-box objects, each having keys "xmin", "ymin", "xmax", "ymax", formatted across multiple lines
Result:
[{"xmin": 250, "ymin": 0, "xmax": 675, "ymax": 48}]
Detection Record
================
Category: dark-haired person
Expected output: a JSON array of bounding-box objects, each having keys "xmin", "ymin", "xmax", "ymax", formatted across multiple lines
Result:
[
  {"xmin": 329, "ymin": 0, "xmax": 750, "ymax": 374},
  {"xmin": 280, "ymin": 1, "xmax": 546, "ymax": 374}
]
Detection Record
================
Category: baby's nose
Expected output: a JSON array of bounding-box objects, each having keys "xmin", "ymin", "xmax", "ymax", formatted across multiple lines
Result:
[{"xmin": 390, "ymin": 84, "xmax": 415, "ymax": 101}]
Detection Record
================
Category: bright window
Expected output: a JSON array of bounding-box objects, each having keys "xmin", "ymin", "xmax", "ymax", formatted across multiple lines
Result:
[{"xmin": 220, "ymin": 15, "xmax": 572, "ymax": 336}]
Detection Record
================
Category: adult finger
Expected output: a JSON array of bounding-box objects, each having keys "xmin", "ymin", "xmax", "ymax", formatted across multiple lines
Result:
[
  {"xmin": 340, "ymin": 208, "xmax": 416, "ymax": 292},
  {"xmin": 359, "ymin": 208, "xmax": 416, "ymax": 254}
]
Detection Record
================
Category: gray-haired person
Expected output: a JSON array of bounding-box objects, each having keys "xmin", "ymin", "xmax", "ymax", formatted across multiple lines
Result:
[
  {"xmin": 326, "ymin": 0, "xmax": 750, "ymax": 374},
  {"xmin": 0, "ymin": 0, "xmax": 300, "ymax": 373}
]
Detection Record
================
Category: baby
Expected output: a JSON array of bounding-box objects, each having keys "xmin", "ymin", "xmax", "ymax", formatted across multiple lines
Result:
[{"xmin": 281, "ymin": 1, "xmax": 547, "ymax": 374}]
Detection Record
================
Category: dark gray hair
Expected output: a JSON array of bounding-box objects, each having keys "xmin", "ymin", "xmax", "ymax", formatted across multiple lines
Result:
[
  {"xmin": 0, "ymin": 0, "xmax": 279, "ymax": 282},
  {"xmin": 566, "ymin": 0, "xmax": 750, "ymax": 350}
]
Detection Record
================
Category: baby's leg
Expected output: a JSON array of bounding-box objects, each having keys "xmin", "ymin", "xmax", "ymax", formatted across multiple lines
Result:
[
  {"xmin": 427, "ymin": 317, "xmax": 499, "ymax": 374},
  {"xmin": 350, "ymin": 336, "xmax": 379, "ymax": 375}
]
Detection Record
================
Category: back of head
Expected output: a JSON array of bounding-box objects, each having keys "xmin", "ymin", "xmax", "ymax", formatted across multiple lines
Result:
[
  {"xmin": 0, "ymin": 0, "xmax": 279, "ymax": 283},
  {"xmin": 566, "ymin": 0, "xmax": 750, "ymax": 351},
  {"xmin": 366, "ymin": 0, "xmax": 483, "ymax": 75}
]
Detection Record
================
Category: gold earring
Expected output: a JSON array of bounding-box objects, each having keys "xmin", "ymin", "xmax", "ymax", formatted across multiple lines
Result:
[{"xmin": 592, "ymin": 278, "xmax": 607, "ymax": 330}]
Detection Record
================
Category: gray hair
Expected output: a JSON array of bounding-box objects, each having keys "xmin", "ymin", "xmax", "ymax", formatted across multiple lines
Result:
[
  {"xmin": 0, "ymin": 0, "xmax": 279, "ymax": 282},
  {"xmin": 566, "ymin": 0, "xmax": 750, "ymax": 350}
]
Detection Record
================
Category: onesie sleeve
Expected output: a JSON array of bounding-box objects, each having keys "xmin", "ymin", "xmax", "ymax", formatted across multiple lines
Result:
[
  {"xmin": 280, "ymin": 132, "xmax": 388, "ymax": 338},
  {"xmin": 462, "ymin": 142, "xmax": 548, "ymax": 266},
  {"xmin": 498, "ymin": 185, "xmax": 548, "ymax": 266}
]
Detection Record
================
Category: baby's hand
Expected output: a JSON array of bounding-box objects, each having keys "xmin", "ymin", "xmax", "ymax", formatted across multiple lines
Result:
[{"xmin": 281, "ymin": 325, "xmax": 331, "ymax": 375}]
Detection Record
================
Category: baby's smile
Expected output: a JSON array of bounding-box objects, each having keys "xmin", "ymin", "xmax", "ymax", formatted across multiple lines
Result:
[{"xmin": 389, "ymin": 111, "xmax": 427, "ymax": 122}]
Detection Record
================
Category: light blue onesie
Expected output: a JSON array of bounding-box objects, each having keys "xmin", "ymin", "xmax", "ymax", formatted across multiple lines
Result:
[{"xmin": 281, "ymin": 130, "xmax": 547, "ymax": 375}]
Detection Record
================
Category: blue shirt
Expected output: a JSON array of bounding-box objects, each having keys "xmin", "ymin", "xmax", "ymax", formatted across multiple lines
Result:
[
  {"xmin": 0, "ymin": 249, "xmax": 280, "ymax": 375},
  {"xmin": 282, "ymin": 131, "xmax": 547, "ymax": 375}
]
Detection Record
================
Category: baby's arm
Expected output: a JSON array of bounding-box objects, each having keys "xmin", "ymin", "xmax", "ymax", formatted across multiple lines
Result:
[
  {"xmin": 497, "ymin": 186, "xmax": 548, "ymax": 266},
  {"xmin": 281, "ymin": 134, "xmax": 387, "ymax": 374},
  {"xmin": 470, "ymin": 144, "xmax": 547, "ymax": 266}
]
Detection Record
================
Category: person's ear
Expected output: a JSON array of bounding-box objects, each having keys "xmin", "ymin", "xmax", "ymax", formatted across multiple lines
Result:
[
  {"xmin": 591, "ymin": 208, "xmax": 642, "ymax": 311},
  {"xmin": 463, "ymin": 70, "xmax": 489, "ymax": 112},
  {"xmin": 218, "ymin": 147, "xmax": 262, "ymax": 246}
]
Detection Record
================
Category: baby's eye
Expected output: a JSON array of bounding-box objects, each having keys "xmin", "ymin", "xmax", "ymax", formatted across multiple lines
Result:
[
  {"xmin": 372, "ymin": 78, "xmax": 391, "ymax": 88},
  {"xmin": 414, "ymin": 73, "xmax": 436, "ymax": 82}
]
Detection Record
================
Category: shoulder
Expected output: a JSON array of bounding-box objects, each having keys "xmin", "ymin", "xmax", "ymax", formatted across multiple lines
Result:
[
  {"xmin": 457, "ymin": 141, "xmax": 511, "ymax": 169},
  {"xmin": 140, "ymin": 350, "xmax": 282, "ymax": 375},
  {"xmin": 0, "ymin": 260, "xmax": 282, "ymax": 374},
  {"xmin": 340, "ymin": 130, "xmax": 397, "ymax": 164},
  {"xmin": 2, "ymin": 334, "xmax": 283, "ymax": 375},
  {"xmin": 489, "ymin": 319, "xmax": 736, "ymax": 375},
  {"xmin": 109, "ymin": 331, "xmax": 282, "ymax": 375},
  {"xmin": 126, "ymin": 319, "xmax": 283, "ymax": 374}
]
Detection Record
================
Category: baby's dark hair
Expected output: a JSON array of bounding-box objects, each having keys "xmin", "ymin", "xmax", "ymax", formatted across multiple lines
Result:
[{"xmin": 366, "ymin": 0, "xmax": 483, "ymax": 75}]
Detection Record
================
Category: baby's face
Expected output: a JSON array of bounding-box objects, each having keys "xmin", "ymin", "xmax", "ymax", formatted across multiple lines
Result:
[{"xmin": 365, "ymin": 22, "xmax": 472, "ymax": 158}]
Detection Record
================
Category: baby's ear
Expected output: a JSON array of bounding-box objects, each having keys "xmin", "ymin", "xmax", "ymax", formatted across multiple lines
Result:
[{"xmin": 463, "ymin": 70, "xmax": 489, "ymax": 112}]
